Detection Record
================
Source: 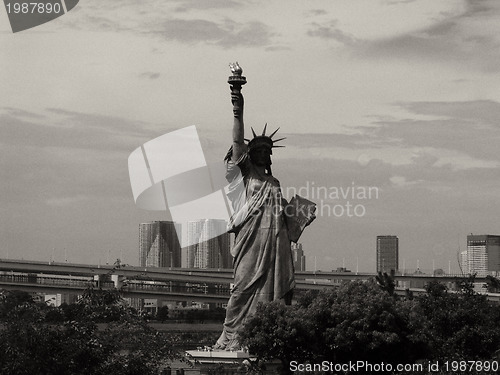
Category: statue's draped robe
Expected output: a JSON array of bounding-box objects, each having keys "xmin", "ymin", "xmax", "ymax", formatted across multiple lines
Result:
[{"xmin": 215, "ymin": 150, "xmax": 295, "ymax": 350}]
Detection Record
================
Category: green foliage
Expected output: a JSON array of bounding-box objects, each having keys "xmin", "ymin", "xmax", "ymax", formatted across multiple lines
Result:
[
  {"xmin": 156, "ymin": 305, "xmax": 169, "ymax": 322},
  {"xmin": 375, "ymin": 269, "xmax": 396, "ymax": 295},
  {"xmin": 75, "ymin": 287, "xmax": 132, "ymax": 322},
  {"xmin": 241, "ymin": 281, "xmax": 420, "ymax": 374},
  {"xmin": 239, "ymin": 300, "xmax": 312, "ymax": 366},
  {"xmin": 240, "ymin": 279, "xmax": 500, "ymax": 372},
  {"xmin": 417, "ymin": 281, "xmax": 500, "ymax": 361},
  {"xmin": 171, "ymin": 307, "xmax": 226, "ymax": 323},
  {"xmin": 299, "ymin": 281, "xmax": 421, "ymax": 363},
  {"xmin": 0, "ymin": 288, "xmax": 182, "ymax": 375},
  {"xmin": 486, "ymin": 275, "xmax": 500, "ymax": 293},
  {"xmin": 0, "ymin": 290, "xmax": 37, "ymax": 319}
]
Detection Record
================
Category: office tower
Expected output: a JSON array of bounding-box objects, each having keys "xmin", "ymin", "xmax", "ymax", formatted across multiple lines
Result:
[
  {"xmin": 139, "ymin": 221, "xmax": 181, "ymax": 267},
  {"xmin": 186, "ymin": 219, "xmax": 231, "ymax": 269},
  {"xmin": 466, "ymin": 234, "xmax": 500, "ymax": 277},
  {"xmin": 291, "ymin": 242, "xmax": 306, "ymax": 271},
  {"xmin": 376, "ymin": 235, "xmax": 399, "ymax": 273},
  {"xmin": 459, "ymin": 250, "xmax": 468, "ymax": 274}
]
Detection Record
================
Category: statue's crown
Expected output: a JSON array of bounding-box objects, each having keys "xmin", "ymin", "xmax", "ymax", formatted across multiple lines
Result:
[{"xmin": 246, "ymin": 124, "xmax": 285, "ymax": 150}]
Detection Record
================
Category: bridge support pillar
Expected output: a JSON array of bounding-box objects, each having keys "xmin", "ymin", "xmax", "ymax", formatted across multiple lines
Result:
[
  {"xmin": 111, "ymin": 274, "xmax": 125, "ymax": 289},
  {"xmin": 93, "ymin": 274, "xmax": 105, "ymax": 288}
]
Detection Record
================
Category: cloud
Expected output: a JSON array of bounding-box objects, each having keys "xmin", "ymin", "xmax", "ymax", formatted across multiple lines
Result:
[
  {"xmin": 390, "ymin": 175, "xmax": 423, "ymax": 188},
  {"xmin": 139, "ymin": 72, "xmax": 160, "ymax": 80},
  {"xmin": 0, "ymin": 107, "xmax": 180, "ymax": 209},
  {"xmin": 367, "ymin": 100, "xmax": 500, "ymax": 164},
  {"xmin": 353, "ymin": 0, "xmax": 500, "ymax": 71},
  {"xmin": 149, "ymin": 18, "xmax": 274, "ymax": 48},
  {"xmin": 306, "ymin": 9, "xmax": 328, "ymax": 17},
  {"xmin": 400, "ymin": 100, "xmax": 500, "ymax": 126},
  {"xmin": 56, "ymin": 0, "xmax": 262, "ymax": 49},
  {"xmin": 61, "ymin": 1, "xmax": 275, "ymax": 48},
  {"xmin": 307, "ymin": 21, "xmax": 357, "ymax": 45},
  {"xmin": 0, "ymin": 108, "xmax": 154, "ymax": 152},
  {"xmin": 46, "ymin": 195, "xmax": 89, "ymax": 207},
  {"xmin": 151, "ymin": 19, "xmax": 228, "ymax": 44},
  {"xmin": 217, "ymin": 21, "xmax": 275, "ymax": 48},
  {"xmin": 172, "ymin": 0, "xmax": 244, "ymax": 12}
]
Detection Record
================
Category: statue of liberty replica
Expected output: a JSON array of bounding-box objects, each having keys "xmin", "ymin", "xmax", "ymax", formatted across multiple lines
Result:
[{"xmin": 214, "ymin": 63, "xmax": 316, "ymax": 351}]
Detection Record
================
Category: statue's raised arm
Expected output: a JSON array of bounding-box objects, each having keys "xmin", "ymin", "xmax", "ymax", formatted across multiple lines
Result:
[{"xmin": 228, "ymin": 62, "xmax": 247, "ymax": 162}]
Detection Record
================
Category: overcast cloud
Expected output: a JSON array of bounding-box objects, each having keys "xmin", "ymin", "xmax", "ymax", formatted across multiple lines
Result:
[{"xmin": 1, "ymin": 0, "xmax": 499, "ymax": 272}]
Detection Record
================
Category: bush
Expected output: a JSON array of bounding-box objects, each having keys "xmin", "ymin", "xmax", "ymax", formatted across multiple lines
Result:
[
  {"xmin": 0, "ymin": 288, "xmax": 183, "ymax": 375},
  {"xmin": 240, "ymin": 279, "xmax": 500, "ymax": 374}
]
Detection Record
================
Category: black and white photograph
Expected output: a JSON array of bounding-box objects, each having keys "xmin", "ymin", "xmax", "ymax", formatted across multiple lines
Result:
[{"xmin": 1, "ymin": 1, "xmax": 500, "ymax": 374}]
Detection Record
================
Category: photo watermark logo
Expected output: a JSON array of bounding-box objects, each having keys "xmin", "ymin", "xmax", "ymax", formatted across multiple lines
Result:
[
  {"xmin": 128, "ymin": 126, "xmax": 379, "ymax": 247},
  {"xmin": 128, "ymin": 126, "xmax": 247, "ymax": 247},
  {"xmin": 3, "ymin": 0, "xmax": 79, "ymax": 33},
  {"xmin": 285, "ymin": 181, "xmax": 379, "ymax": 218}
]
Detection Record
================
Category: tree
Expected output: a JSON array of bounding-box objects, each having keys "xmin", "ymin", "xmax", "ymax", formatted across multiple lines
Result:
[
  {"xmin": 156, "ymin": 305, "xmax": 169, "ymax": 323},
  {"xmin": 241, "ymin": 278, "xmax": 500, "ymax": 371},
  {"xmin": 486, "ymin": 275, "xmax": 500, "ymax": 293},
  {"xmin": 0, "ymin": 289, "xmax": 37, "ymax": 318},
  {"xmin": 0, "ymin": 288, "xmax": 184, "ymax": 375},
  {"xmin": 375, "ymin": 269, "xmax": 396, "ymax": 296},
  {"xmin": 416, "ymin": 280, "xmax": 500, "ymax": 361},
  {"xmin": 301, "ymin": 280, "xmax": 422, "ymax": 364},
  {"xmin": 240, "ymin": 281, "xmax": 424, "ymax": 374},
  {"xmin": 239, "ymin": 301, "xmax": 313, "ymax": 374}
]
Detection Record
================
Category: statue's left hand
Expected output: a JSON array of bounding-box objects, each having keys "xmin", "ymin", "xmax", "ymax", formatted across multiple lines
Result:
[
  {"xmin": 231, "ymin": 90, "xmax": 244, "ymax": 117},
  {"xmin": 231, "ymin": 91, "xmax": 244, "ymax": 107}
]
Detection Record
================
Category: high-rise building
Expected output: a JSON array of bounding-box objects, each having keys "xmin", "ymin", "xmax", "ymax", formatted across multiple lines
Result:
[
  {"xmin": 376, "ymin": 235, "xmax": 399, "ymax": 273},
  {"xmin": 186, "ymin": 219, "xmax": 231, "ymax": 269},
  {"xmin": 139, "ymin": 221, "xmax": 181, "ymax": 267},
  {"xmin": 466, "ymin": 234, "xmax": 500, "ymax": 277},
  {"xmin": 291, "ymin": 242, "xmax": 306, "ymax": 271},
  {"xmin": 459, "ymin": 250, "xmax": 468, "ymax": 274}
]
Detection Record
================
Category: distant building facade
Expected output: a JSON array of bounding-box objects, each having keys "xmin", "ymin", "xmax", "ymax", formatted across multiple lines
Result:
[
  {"xmin": 376, "ymin": 235, "xmax": 399, "ymax": 273},
  {"xmin": 186, "ymin": 219, "xmax": 232, "ymax": 269},
  {"xmin": 459, "ymin": 250, "xmax": 468, "ymax": 274},
  {"xmin": 465, "ymin": 234, "xmax": 500, "ymax": 277},
  {"xmin": 139, "ymin": 221, "xmax": 181, "ymax": 267},
  {"xmin": 291, "ymin": 242, "xmax": 306, "ymax": 271}
]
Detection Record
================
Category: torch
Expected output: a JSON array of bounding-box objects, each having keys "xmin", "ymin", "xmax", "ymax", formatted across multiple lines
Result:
[{"xmin": 228, "ymin": 62, "xmax": 246, "ymax": 118}]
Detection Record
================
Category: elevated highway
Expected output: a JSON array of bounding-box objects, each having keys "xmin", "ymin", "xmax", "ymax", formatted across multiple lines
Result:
[{"xmin": 0, "ymin": 259, "xmax": 496, "ymax": 303}]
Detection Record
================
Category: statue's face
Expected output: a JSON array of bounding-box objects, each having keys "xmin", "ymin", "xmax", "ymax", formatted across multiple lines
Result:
[{"xmin": 250, "ymin": 146, "xmax": 272, "ymax": 167}]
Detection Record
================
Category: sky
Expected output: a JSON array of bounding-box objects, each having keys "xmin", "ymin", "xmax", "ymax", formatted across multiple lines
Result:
[{"xmin": 1, "ymin": 0, "xmax": 499, "ymax": 273}]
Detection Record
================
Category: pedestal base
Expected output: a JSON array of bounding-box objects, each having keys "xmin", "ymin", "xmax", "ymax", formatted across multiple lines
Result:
[
  {"xmin": 185, "ymin": 349, "xmax": 281, "ymax": 374},
  {"xmin": 186, "ymin": 348, "xmax": 250, "ymax": 363}
]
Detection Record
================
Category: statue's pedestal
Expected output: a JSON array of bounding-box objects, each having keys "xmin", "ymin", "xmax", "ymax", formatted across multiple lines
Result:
[
  {"xmin": 186, "ymin": 349, "xmax": 281, "ymax": 374},
  {"xmin": 186, "ymin": 348, "xmax": 250, "ymax": 363}
]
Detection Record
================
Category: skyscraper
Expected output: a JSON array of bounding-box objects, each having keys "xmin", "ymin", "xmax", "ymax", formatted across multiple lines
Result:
[
  {"xmin": 466, "ymin": 234, "xmax": 500, "ymax": 277},
  {"xmin": 186, "ymin": 219, "xmax": 231, "ymax": 269},
  {"xmin": 139, "ymin": 221, "xmax": 181, "ymax": 267},
  {"xmin": 376, "ymin": 235, "xmax": 399, "ymax": 273},
  {"xmin": 291, "ymin": 242, "xmax": 306, "ymax": 271},
  {"xmin": 459, "ymin": 250, "xmax": 468, "ymax": 274}
]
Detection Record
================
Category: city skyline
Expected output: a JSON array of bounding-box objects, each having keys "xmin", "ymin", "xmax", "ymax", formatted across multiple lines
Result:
[
  {"xmin": 1, "ymin": 1, "xmax": 500, "ymax": 273},
  {"xmin": 376, "ymin": 235, "xmax": 399, "ymax": 274},
  {"xmin": 186, "ymin": 219, "xmax": 231, "ymax": 269},
  {"xmin": 291, "ymin": 243, "xmax": 306, "ymax": 272},
  {"xmin": 461, "ymin": 234, "xmax": 500, "ymax": 277},
  {"xmin": 139, "ymin": 221, "xmax": 181, "ymax": 268}
]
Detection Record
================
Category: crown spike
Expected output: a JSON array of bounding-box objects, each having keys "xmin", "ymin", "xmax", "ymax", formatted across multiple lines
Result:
[
  {"xmin": 269, "ymin": 127, "xmax": 280, "ymax": 139},
  {"xmin": 251, "ymin": 127, "xmax": 257, "ymax": 138},
  {"xmin": 272, "ymin": 137, "xmax": 286, "ymax": 143},
  {"xmin": 272, "ymin": 145, "xmax": 285, "ymax": 148},
  {"xmin": 262, "ymin": 123, "xmax": 267, "ymax": 136}
]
